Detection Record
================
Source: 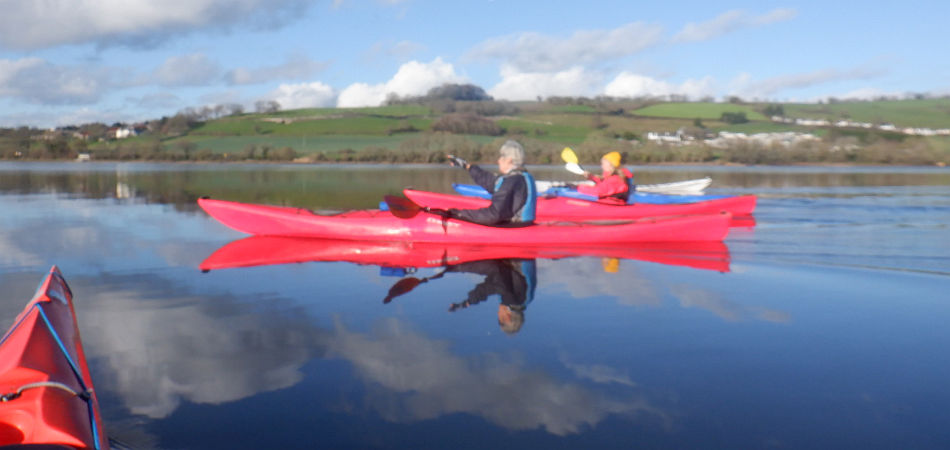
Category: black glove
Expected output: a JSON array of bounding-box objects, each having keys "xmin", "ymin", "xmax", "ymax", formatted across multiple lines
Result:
[{"xmin": 446, "ymin": 155, "xmax": 468, "ymax": 168}]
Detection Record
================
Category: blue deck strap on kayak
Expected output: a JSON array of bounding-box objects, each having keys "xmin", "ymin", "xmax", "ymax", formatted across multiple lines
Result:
[
  {"xmin": 36, "ymin": 303, "xmax": 102, "ymax": 450},
  {"xmin": 546, "ymin": 187, "xmax": 598, "ymax": 202},
  {"xmin": 378, "ymin": 200, "xmax": 390, "ymax": 211}
]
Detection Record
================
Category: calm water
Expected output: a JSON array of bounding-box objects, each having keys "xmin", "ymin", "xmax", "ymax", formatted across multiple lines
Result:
[{"xmin": 1, "ymin": 162, "xmax": 949, "ymax": 449}]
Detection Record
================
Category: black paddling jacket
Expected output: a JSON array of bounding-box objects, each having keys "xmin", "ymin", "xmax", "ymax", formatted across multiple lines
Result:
[{"xmin": 451, "ymin": 165, "xmax": 537, "ymax": 225}]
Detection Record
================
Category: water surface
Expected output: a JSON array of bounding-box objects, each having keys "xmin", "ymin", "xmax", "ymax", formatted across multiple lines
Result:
[{"xmin": 1, "ymin": 162, "xmax": 948, "ymax": 449}]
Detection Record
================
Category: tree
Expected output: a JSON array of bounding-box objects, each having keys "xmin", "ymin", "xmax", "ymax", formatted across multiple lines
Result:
[
  {"xmin": 763, "ymin": 104, "xmax": 785, "ymax": 117},
  {"xmin": 226, "ymin": 103, "xmax": 245, "ymax": 116},
  {"xmin": 254, "ymin": 100, "xmax": 281, "ymax": 113},
  {"xmin": 720, "ymin": 112, "xmax": 749, "ymax": 124},
  {"xmin": 161, "ymin": 113, "xmax": 198, "ymax": 136},
  {"xmin": 425, "ymin": 84, "xmax": 492, "ymax": 101}
]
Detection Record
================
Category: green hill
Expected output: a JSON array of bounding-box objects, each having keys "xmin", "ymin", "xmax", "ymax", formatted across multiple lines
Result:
[
  {"xmin": 10, "ymin": 97, "xmax": 949, "ymax": 165},
  {"xmin": 783, "ymin": 99, "xmax": 950, "ymax": 129},
  {"xmin": 633, "ymin": 102, "xmax": 769, "ymax": 121}
]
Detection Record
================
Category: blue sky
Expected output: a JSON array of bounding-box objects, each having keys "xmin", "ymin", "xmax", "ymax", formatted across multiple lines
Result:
[{"xmin": 0, "ymin": 0, "xmax": 946, "ymax": 128}]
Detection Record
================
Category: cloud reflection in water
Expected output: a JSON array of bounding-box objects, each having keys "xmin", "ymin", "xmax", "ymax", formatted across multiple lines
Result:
[{"xmin": 66, "ymin": 272, "xmax": 664, "ymax": 435}]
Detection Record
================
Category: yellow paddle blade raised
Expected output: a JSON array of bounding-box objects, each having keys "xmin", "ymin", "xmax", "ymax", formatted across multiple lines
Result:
[{"xmin": 560, "ymin": 147, "xmax": 578, "ymax": 164}]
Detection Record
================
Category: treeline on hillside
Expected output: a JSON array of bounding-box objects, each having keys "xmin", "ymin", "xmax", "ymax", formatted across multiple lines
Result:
[{"xmin": 385, "ymin": 83, "xmax": 520, "ymax": 116}]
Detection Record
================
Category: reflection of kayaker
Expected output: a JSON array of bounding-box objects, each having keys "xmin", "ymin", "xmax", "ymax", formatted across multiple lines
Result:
[
  {"xmin": 445, "ymin": 140, "xmax": 537, "ymax": 226},
  {"xmin": 446, "ymin": 259, "xmax": 537, "ymax": 335}
]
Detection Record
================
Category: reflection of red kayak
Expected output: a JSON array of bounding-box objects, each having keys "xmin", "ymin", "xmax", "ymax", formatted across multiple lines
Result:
[
  {"xmin": 403, "ymin": 189, "xmax": 756, "ymax": 221},
  {"xmin": 0, "ymin": 266, "xmax": 108, "ymax": 449},
  {"xmin": 198, "ymin": 198, "xmax": 731, "ymax": 243},
  {"xmin": 199, "ymin": 236, "xmax": 731, "ymax": 273}
]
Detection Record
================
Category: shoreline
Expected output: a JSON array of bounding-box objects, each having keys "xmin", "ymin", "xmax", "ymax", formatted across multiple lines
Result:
[{"xmin": 0, "ymin": 159, "xmax": 947, "ymax": 169}]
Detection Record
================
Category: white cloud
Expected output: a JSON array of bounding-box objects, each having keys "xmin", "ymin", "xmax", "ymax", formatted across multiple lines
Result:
[
  {"xmin": 0, "ymin": 57, "xmax": 114, "ymax": 104},
  {"xmin": 265, "ymin": 81, "xmax": 337, "ymax": 109},
  {"xmin": 489, "ymin": 66, "xmax": 602, "ymax": 101},
  {"xmin": 80, "ymin": 280, "xmax": 323, "ymax": 418},
  {"xmin": 672, "ymin": 8, "xmax": 798, "ymax": 43},
  {"xmin": 0, "ymin": 0, "xmax": 314, "ymax": 50},
  {"xmin": 604, "ymin": 72, "xmax": 716, "ymax": 99},
  {"xmin": 327, "ymin": 317, "xmax": 663, "ymax": 435},
  {"xmin": 467, "ymin": 21, "xmax": 664, "ymax": 72},
  {"xmin": 670, "ymin": 284, "xmax": 790, "ymax": 323},
  {"xmin": 337, "ymin": 58, "xmax": 463, "ymax": 107},
  {"xmin": 729, "ymin": 66, "xmax": 883, "ymax": 98},
  {"xmin": 153, "ymin": 53, "xmax": 222, "ymax": 87},
  {"xmin": 560, "ymin": 354, "xmax": 637, "ymax": 387},
  {"xmin": 336, "ymin": 82, "xmax": 387, "ymax": 108},
  {"xmin": 226, "ymin": 54, "xmax": 328, "ymax": 85}
]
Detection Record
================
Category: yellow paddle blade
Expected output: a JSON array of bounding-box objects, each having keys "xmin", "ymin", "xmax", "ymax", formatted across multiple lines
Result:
[{"xmin": 560, "ymin": 147, "xmax": 578, "ymax": 164}]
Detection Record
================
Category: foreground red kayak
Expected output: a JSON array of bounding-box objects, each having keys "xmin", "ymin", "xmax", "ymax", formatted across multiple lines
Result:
[
  {"xmin": 198, "ymin": 198, "xmax": 731, "ymax": 243},
  {"xmin": 0, "ymin": 266, "xmax": 108, "ymax": 450},
  {"xmin": 403, "ymin": 189, "xmax": 756, "ymax": 221},
  {"xmin": 200, "ymin": 236, "xmax": 731, "ymax": 273}
]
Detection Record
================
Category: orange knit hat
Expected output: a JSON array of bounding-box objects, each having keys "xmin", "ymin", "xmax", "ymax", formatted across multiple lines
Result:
[{"xmin": 602, "ymin": 151, "xmax": 621, "ymax": 168}]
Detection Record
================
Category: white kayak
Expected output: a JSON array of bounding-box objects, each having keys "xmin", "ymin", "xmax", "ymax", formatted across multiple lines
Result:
[{"xmin": 534, "ymin": 177, "xmax": 712, "ymax": 195}]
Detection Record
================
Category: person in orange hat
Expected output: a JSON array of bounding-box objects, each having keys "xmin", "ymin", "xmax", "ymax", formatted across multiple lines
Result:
[{"xmin": 576, "ymin": 151, "xmax": 633, "ymax": 204}]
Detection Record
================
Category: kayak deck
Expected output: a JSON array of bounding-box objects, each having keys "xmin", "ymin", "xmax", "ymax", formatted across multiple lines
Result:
[{"xmin": 0, "ymin": 266, "xmax": 108, "ymax": 449}]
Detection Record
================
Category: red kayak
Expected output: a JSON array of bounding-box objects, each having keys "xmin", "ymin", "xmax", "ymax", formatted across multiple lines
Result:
[
  {"xmin": 198, "ymin": 198, "xmax": 731, "ymax": 243},
  {"xmin": 0, "ymin": 266, "xmax": 108, "ymax": 450},
  {"xmin": 403, "ymin": 189, "xmax": 756, "ymax": 221},
  {"xmin": 200, "ymin": 236, "xmax": 732, "ymax": 273}
]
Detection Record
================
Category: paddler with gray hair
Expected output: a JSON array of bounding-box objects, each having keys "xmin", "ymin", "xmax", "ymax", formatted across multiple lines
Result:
[{"xmin": 445, "ymin": 140, "xmax": 537, "ymax": 226}]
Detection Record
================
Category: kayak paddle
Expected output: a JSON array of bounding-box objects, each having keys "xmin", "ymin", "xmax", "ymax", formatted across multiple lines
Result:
[
  {"xmin": 383, "ymin": 270, "xmax": 446, "ymax": 303},
  {"xmin": 561, "ymin": 147, "xmax": 587, "ymax": 175},
  {"xmin": 560, "ymin": 147, "xmax": 579, "ymax": 164},
  {"xmin": 383, "ymin": 195, "xmax": 449, "ymax": 219}
]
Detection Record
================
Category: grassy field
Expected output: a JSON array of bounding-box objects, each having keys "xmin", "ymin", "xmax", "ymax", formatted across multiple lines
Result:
[
  {"xmin": 706, "ymin": 121, "xmax": 808, "ymax": 134},
  {"xmin": 633, "ymin": 102, "xmax": 769, "ymax": 120},
  {"xmin": 192, "ymin": 115, "xmax": 433, "ymax": 136},
  {"xmin": 167, "ymin": 135, "xmax": 416, "ymax": 153},
  {"xmin": 783, "ymin": 99, "xmax": 950, "ymax": 129},
  {"xmin": 263, "ymin": 104, "xmax": 431, "ymax": 118},
  {"xmin": 494, "ymin": 116, "xmax": 591, "ymax": 144}
]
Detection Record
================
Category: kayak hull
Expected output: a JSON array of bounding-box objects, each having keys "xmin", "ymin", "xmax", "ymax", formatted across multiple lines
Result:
[
  {"xmin": 0, "ymin": 266, "xmax": 107, "ymax": 450},
  {"xmin": 200, "ymin": 236, "xmax": 731, "ymax": 273},
  {"xmin": 404, "ymin": 189, "xmax": 756, "ymax": 221},
  {"xmin": 198, "ymin": 198, "xmax": 731, "ymax": 243}
]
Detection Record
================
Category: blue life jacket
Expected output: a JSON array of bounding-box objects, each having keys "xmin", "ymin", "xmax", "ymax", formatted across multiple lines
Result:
[{"xmin": 494, "ymin": 169, "xmax": 536, "ymax": 222}]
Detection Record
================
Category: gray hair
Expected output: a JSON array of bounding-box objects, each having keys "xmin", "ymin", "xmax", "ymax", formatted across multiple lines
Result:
[{"xmin": 499, "ymin": 140, "xmax": 525, "ymax": 166}]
